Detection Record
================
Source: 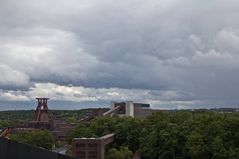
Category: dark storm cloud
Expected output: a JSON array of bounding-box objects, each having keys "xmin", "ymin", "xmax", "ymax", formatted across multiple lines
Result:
[{"xmin": 1, "ymin": 0, "xmax": 239, "ymax": 109}]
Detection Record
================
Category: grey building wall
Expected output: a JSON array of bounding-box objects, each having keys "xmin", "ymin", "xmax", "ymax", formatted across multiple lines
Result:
[{"xmin": 133, "ymin": 105, "xmax": 162, "ymax": 117}]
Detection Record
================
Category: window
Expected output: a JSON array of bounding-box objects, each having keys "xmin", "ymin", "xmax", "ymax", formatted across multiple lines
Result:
[
  {"xmin": 76, "ymin": 143, "xmax": 85, "ymax": 148},
  {"xmin": 88, "ymin": 143, "xmax": 97, "ymax": 147}
]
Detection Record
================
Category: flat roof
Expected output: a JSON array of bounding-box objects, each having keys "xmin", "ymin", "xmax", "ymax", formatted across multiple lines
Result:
[{"xmin": 74, "ymin": 133, "xmax": 115, "ymax": 140}]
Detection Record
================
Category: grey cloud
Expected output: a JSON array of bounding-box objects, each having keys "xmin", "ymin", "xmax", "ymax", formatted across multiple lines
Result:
[
  {"xmin": 0, "ymin": 64, "xmax": 30, "ymax": 89},
  {"xmin": 1, "ymin": 0, "xmax": 239, "ymax": 109}
]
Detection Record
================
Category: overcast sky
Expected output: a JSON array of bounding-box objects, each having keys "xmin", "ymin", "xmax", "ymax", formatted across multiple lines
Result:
[{"xmin": 1, "ymin": 0, "xmax": 239, "ymax": 110}]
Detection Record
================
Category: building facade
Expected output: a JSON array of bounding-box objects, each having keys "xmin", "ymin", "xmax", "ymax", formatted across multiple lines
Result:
[
  {"xmin": 72, "ymin": 134, "xmax": 114, "ymax": 159},
  {"xmin": 103, "ymin": 101, "xmax": 162, "ymax": 117}
]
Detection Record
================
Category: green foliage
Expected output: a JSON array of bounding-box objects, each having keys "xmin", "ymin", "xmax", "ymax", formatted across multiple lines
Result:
[
  {"xmin": 0, "ymin": 110, "xmax": 34, "ymax": 128},
  {"xmin": 69, "ymin": 111, "xmax": 239, "ymax": 159},
  {"xmin": 69, "ymin": 123, "xmax": 96, "ymax": 143},
  {"xmin": 2, "ymin": 109, "xmax": 239, "ymax": 158},
  {"xmin": 51, "ymin": 108, "xmax": 109, "ymax": 122},
  {"xmin": 0, "ymin": 110, "xmax": 34, "ymax": 121},
  {"xmin": 140, "ymin": 112, "xmax": 239, "ymax": 159},
  {"xmin": 105, "ymin": 146, "xmax": 133, "ymax": 159},
  {"xmin": 69, "ymin": 116, "xmax": 142, "ymax": 152},
  {"xmin": 185, "ymin": 131, "xmax": 208, "ymax": 159},
  {"xmin": 0, "ymin": 108, "xmax": 109, "ymax": 128},
  {"xmin": 10, "ymin": 130, "xmax": 54, "ymax": 150}
]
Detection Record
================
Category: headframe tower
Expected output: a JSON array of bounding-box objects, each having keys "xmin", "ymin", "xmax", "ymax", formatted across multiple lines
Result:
[{"xmin": 33, "ymin": 98, "xmax": 53, "ymax": 122}]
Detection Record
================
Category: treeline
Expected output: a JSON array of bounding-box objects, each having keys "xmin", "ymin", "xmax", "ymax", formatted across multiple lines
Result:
[
  {"xmin": 0, "ymin": 108, "xmax": 108, "ymax": 128},
  {"xmin": 3, "ymin": 110, "xmax": 239, "ymax": 158},
  {"xmin": 10, "ymin": 130, "xmax": 54, "ymax": 150},
  {"xmin": 69, "ymin": 111, "xmax": 239, "ymax": 159}
]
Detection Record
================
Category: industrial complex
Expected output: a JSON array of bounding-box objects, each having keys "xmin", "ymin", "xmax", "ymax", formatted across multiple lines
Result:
[{"xmin": 0, "ymin": 98, "xmax": 162, "ymax": 159}]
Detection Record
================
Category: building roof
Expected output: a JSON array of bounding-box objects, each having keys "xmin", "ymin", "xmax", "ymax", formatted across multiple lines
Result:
[{"xmin": 0, "ymin": 137, "xmax": 74, "ymax": 159}]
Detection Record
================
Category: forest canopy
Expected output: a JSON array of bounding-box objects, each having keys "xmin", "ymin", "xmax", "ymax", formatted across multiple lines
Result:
[
  {"xmin": 69, "ymin": 111, "xmax": 239, "ymax": 159},
  {"xmin": 1, "ymin": 110, "xmax": 239, "ymax": 158}
]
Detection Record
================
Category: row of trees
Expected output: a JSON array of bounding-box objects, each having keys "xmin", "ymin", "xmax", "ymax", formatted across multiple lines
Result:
[
  {"xmin": 69, "ymin": 111, "xmax": 239, "ymax": 159},
  {"xmin": 10, "ymin": 130, "xmax": 54, "ymax": 150},
  {"xmin": 0, "ymin": 109, "xmax": 108, "ymax": 128}
]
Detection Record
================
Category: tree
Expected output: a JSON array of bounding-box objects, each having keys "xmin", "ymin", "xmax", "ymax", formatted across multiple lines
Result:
[
  {"xmin": 185, "ymin": 131, "xmax": 209, "ymax": 159},
  {"xmin": 10, "ymin": 130, "xmax": 54, "ymax": 150},
  {"xmin": 69, "ymin": 123, "xmax": 97, "ymax": 143},
  {"xmin": 211, "ymin": 136, "xmax": 227, "ymax": 159},
  {"xmin": 105, "ymin": 146, "xmax": 133, "ymax": 159},
  {"xmin": 68, "ymin": 111, "xmax": 239, "ymax": 159}
]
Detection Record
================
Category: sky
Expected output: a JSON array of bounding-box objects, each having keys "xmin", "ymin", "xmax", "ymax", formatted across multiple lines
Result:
[{"xmin": 1, "ymin": 0, "xmax": 239, "ymax": 110}]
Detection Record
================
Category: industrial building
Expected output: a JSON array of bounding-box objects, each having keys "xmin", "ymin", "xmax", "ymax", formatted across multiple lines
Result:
[
  {"xmin": 72, "ymin": 134, "xmax": 114, "ymax": 159},
  {"xmin": 71, "ymin": 101, "xmax": 162, "ymax": 159},
  {"xmin": 11, "ymin": 98, "xmax": 75, "ymax": 142},
  {"xmin": 103, "ymin": 101, "xmax": 163, "ymax": 117},
  {"xmin": 1, "ymin": 99, "xmax": 161, "ymax": 159}
]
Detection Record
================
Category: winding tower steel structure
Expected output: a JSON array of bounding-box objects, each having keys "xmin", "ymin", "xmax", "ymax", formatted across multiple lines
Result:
[{"xmin": 33, "ymin": 98, "xmax": 53, "ymax": 122}]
